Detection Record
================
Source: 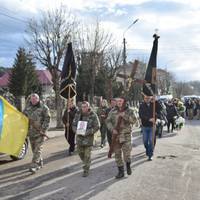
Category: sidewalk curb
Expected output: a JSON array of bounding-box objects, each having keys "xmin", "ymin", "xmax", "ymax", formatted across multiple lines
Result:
[
  {"xmin": 47, "ymin": 129, "xmax": 64, "ymax": 139},
  {"xmin": 47, "ymin": 128, "xmax": 142, "ymax": 139}
]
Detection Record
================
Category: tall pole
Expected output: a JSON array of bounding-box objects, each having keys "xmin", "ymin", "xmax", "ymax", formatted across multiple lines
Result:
[
  {"xmin": 123, "ymin": 37, "xmax": 127, "ymax": 88},
  {"xmin": 152, "ymin": 30, "xmax": 159, "ymax": 148},
  {"xmin": 122, "ymin": 18, "xmax": 139, "ymax": 91}
]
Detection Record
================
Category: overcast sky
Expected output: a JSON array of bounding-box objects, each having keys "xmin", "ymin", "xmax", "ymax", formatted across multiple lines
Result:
[{"xmin": 0, "ymin": 0, "xmax": 200, "ymax": 81}]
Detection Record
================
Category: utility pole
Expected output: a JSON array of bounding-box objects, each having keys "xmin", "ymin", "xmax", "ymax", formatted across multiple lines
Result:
[
  {"xmin": 123, "ymin": 38, "xmax": 127, "ymax": 88},
  {"xmin": 122, "ymin": 19, "xmax": 139, "ymax": 90}
]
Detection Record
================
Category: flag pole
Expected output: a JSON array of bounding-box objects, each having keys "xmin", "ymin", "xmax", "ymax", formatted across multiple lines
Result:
[
  {"xmin": 142, "ymin": 31, "xmax": 159, "ymax": 157},
  {"xmin": 152, "ymin": 31, "xmax": 159, "ymax": 149},
  {"xmin": 66, "ymin": 86, "xmax": 71, "ymax": 142},
  {"xmin": 60, "ymin": 42, "xmax": 77, "ymax": 142},
  {"xmin": 152, "ymin": 95, "xmax": 156, "ymax": 148}
]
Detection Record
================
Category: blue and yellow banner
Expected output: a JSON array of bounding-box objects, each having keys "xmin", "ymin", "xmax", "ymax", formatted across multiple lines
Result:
[{"xmin": 0, "ymin": 96, "xmax": 28, "ymax": 157}]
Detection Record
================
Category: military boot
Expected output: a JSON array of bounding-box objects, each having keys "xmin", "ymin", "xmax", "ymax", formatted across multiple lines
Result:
[
  {"xmin": 126, "ymin": 162, "xmax": 132, "ymax": 175},
  {"xmin": 115, "ymin": 166, "xmax": 124, "ymax": 179},
  {"xmin": 38, "ymin": 159, "xmax": 44, "ymax": 169},
  {"xmin": 29, "ymin": 167, "xmax": 37, "ymax": 173},
  {"xmin": 82, "ymin": 170, "xmax": 89, "ymax": 177},
  {"xmin": 29, "ymin": 163, "xmax": 38, "ymax": 173}
]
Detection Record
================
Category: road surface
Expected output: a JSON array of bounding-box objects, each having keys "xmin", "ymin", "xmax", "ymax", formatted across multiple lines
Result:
[{"xmin": 0, "ymin": 120, "xmax": 200, "ymax": 200}]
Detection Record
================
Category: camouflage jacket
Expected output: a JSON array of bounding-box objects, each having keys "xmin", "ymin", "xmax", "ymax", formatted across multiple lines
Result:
[
  {"xmin": 23, "ymin": 101, "xmax": 51, "ymax": 137},
  {"xmin": 106, "ymin": 105, "xmax": 137, "ymax": 143},
  {"xmin": 96, "ymin": 106, "xmax": 109, "ymax": 125},
  {"xmin": 72, "ymin": 109, "xmax": 100, "ymax": 146}
]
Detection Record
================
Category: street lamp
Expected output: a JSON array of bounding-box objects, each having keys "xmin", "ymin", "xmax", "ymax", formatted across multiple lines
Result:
[{"xmin": 122, "ymin": 18, "xmax": 139, "ymax": 89}]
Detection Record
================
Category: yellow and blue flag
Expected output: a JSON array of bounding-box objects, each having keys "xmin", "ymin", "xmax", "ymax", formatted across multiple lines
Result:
[{"xmin": 0, "ymin": 96, "xmax": 28, "ymax": 157}]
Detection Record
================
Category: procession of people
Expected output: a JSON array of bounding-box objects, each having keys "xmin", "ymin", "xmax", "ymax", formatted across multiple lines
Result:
[{"xmin": 0, "ymin": 35, "xmax": 190, "ymax": 179}]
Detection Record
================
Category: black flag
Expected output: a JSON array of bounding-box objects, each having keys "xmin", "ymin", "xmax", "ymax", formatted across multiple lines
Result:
[
  {"xmin": 143, "ymin": 34, "xmax": 160, "ymax": 96},
  {"xmin": 60, "ymin": 42, "xmax": 77, "ymax": 99}
]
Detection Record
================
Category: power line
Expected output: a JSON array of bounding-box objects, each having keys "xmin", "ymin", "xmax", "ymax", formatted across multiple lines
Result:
[
  {"xmin": 127, "ymin": 46, "xmax": 200, "ymax": 53},
  {"xmin": 0, "ymin": 11, "xmax": 28, "ymax": 23},
  {"xmin": 0, "ymin": 6, "xmax": 18, "ymax": 15}
]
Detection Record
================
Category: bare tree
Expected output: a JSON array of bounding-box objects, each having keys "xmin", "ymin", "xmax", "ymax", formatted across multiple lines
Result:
[
  {"xmin": 157, "ymin": 68, "xmax": 174, "ymax": 95},
  {"xmin": 174, "ymin": 81, "xmax": 186, "ymax": 98},
  {"xmin": 26, "ymin": 7, "xmax": 77, "ymax": 127},
  {"xmin": 104, "ymin": 46, "xmax": 123, "ymax": 100},
  {"xmin": 174, "ymin": 81, "xmax": 194, "ymax": 98},
  {"xmin": 77, "ymin": 20, "xmax": 113, "ymax": 53},
  {"xmin": 76, "ymin": 20, "xmax": 113, "ymax": 103}
]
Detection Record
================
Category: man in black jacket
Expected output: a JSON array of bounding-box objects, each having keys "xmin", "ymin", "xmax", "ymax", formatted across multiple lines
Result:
[
  {"xmin": 166, "ymin": 100, "xmax": 178, "ymax": 133},
  {"xmin": 139, "ymin": 96, "xmax": 156, "ymax": 161},
  {"xmin": 62, "ymin": 98, "xmax": 78, "ymax": 155}
]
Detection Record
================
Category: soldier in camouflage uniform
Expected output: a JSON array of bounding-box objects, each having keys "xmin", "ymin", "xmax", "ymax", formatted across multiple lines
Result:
[
  {"xmin": 106, "ymin": 97, "xmax": 137, "ymax": 178},
  {"xmin": 23, "ymin": 93, "xmax": 51, "ymax": 173},
  {"xmin": 0, "ymin": 88, "xmax": 15, "ymax": 106},
  {"xmin": 72, "ymin": 101, "xmax": 100, "ymax": 177},
  {"xmin": 96, "ymin": 99, "xmax": 109, "ymax": 148}
]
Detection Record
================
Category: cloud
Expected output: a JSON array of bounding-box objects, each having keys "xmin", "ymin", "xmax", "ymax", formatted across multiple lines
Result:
[
  {"xmin": 171, "ymin": 56, "xmax": 200, "ymax": 81},
  {"xmin": 0, "ymin": 0, "xmax": 199, "ymax": 81}
]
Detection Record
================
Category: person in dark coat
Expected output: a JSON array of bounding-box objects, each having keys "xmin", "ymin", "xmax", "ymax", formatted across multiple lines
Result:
[
  {"xmin": 139, "ymin": 96, "xmax": 159, "ymax": 161},
  {"xmin": 62, "ymin": 98, "xmax": 78, "ymax": 155},
  {"xmin": 155, "ymin": 99, "xmax": 167, "ymax": 138},
  {"xmin": 166, "ymin": 100, "xmax": 178, "ymax": 133}
]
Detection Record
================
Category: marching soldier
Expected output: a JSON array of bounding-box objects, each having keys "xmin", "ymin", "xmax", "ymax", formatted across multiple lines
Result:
[
  {"xmin": 23, "ymin": 93, "xmax": 51, "ymax": 173},
  {"xmin": 72, "ymin": 101, "xmax": 100, "ymax": 177},
  {"xmin": 106, "ymin": 98, "xmax": 117, "ymax": 147},
  {"xmin": 97, "ymin": 99, "xmax": 109, "ymax": 148},
  {"xmin": 106, "ymin": 97, "xmax": 137, "ymax": 179}
]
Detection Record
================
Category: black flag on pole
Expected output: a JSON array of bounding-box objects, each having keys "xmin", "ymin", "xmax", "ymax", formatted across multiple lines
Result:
[
  {"xmin": 143, "ymin": 34, "xmax": 160, "ymax": 96},
  {"xmin": 60, "ymin": 42, "xmax": 77, "ymax": 99}
]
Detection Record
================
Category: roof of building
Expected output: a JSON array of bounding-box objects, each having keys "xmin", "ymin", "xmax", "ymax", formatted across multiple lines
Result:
[
  {"xmin": 0, "ymin": 72, "xmax": 10, "ymax": 87},
  {"xmin": 36, "ymin": 70, "xmax": 53, "ymax": 85},
  {"xmin": 0, "ymin": 69, "xmax": 53, "ymax": 87}
]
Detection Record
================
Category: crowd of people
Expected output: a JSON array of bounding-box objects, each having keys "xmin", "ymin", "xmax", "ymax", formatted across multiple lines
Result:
[
  {"xmin": 184, "ymin": 98, "xmax": 200, "ymax": 120},
  {"xmin": 60, "ymin": 95, "xmax": 191, "ymax": 178},
  {"xmin": 21, "ymin": 93, "xmax": 198, "ymax": 178}
]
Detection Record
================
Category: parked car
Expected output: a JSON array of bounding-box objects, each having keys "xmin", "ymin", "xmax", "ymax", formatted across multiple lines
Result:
[{"xmin": 9, "ymin": 138, "xmax": 29, "ymax": 160}]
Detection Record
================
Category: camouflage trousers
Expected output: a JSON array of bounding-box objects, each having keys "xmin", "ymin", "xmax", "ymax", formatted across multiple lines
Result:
[
  {"xmin": 77, "ymin": 145, "xmax": 92, "ymax": 172},
  {"xmin": 114, "ymin": 134, "xmax": 132, "ymax": 167},
  {"xmin": 100, "ymin": 123, "xmax": 107, "ymax": 145},
  {"xmin": 197, "ymin": 110, "xmax": 200, "ymax": 120},
  {"xmin": 29, "ymin": 135, "xmax": 45, "ymax": 166},
  {"xmin": 188, "ymin": 109, "xmax": 193, "ymax": 120}
]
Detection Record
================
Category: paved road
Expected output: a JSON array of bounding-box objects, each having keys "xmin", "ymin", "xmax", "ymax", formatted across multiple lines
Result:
[{"xmin": 0, "ymin": 120, "xmax": 200, "ymax": 200}]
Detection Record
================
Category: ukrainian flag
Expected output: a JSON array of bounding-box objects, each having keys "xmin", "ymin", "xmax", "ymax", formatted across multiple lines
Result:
[{"xmin": 0, "ymin": 96, "xmax": 28, "ymax": 157}]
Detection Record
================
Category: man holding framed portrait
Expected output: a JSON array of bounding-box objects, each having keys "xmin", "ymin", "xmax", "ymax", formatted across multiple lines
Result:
[{"xmin": 72, "ymin": 101, "xmax": 100, "ymax": 177}]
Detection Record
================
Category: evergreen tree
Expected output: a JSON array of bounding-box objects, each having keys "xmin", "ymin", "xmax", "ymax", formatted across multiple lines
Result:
[
  {"xmin": 0, "ymin": 66, "xmax": 6, "ymax": 77},
  {"xmin": 9, "ymin": 48, "xmax": 41, "ymax": 98},
  {"xmin": 9, "ymin": 48, "xmax": 27, "ymax": 97},
  {"xmin": 25, "ymin": 52, "xmax": 41, "ymax": 96},
  {"xmin": 76, "ymin": 60, "xmax": 92, "ymax": 102},
  {"xmin": 94, "ymin": 66, "xmax": 108, "ymax": 98}
]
